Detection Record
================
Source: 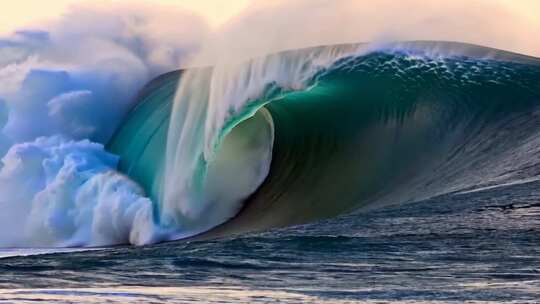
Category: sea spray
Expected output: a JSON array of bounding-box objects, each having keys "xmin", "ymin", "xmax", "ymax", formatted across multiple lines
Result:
[{"xmin": 0, "ymin": 136, "xmax": 158, "ymax": 247}]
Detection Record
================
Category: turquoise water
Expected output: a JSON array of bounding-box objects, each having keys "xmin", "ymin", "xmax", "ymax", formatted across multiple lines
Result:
[{"xmin": 107, "ymin": 71, "xmax": 181, "ymax": 204}]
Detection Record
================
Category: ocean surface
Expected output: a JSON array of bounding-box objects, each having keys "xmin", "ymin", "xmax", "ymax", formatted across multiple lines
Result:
[{"xmin": 1, "ymin": 179, "xmax": 538, "ymax": 303}]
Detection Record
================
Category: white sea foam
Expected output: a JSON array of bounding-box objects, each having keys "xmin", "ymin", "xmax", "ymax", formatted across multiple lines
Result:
[{"xmin": 0, "ymin": 136, "xmax": 158, "ymax": 247}]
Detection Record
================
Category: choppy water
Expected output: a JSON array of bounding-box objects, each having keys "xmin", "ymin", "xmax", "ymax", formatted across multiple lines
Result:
[{"xmin": 1, "ymin": 180, "xmax": 538, "ymax": 303}]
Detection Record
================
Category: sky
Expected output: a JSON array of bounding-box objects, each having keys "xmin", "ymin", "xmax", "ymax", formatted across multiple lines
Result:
[
  {"xmin": 0, "ymin": 0, "xmax": 252, "ymax": 34},
  {"xmin": 2, "ymin": 0, "xmax": 539, "ymax": 33},
  {"xmin": 1, "ymin": 0, "xmax": 539, "ymax": 57}
]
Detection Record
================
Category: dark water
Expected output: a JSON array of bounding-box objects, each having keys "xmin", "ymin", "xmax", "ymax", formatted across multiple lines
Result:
[{"xmin": 1, "ymin": 180, "xmax": 538, "ymax": 303}]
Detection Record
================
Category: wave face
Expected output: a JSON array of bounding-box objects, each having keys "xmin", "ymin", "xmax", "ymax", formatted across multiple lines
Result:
[{"xmin": 108, "ymin": 42, "xmax": 540, "ymax": 240}]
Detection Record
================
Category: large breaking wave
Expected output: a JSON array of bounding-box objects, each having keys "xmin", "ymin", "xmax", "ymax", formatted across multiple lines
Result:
[{"xmin": 109, "ymin": 42, "xmax": 540, "ymax": 241}]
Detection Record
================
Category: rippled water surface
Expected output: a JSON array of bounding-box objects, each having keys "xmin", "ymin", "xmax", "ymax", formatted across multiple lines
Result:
[{"xmin": 0, "ymin": 180, "xmax": 539, "ymax": 303}]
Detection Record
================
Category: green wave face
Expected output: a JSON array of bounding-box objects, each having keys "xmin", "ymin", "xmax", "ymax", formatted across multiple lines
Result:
[
  {"xmin": 108, "ymin": 43, "xmax": 540, "ymax": 238},
  {"xmin": 215, "ymin": 52, "xmax": 540, "ymax": 236},
  {"xmin": 108, "ymin": 71, "xmax": 180, "ymax": 205}
]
